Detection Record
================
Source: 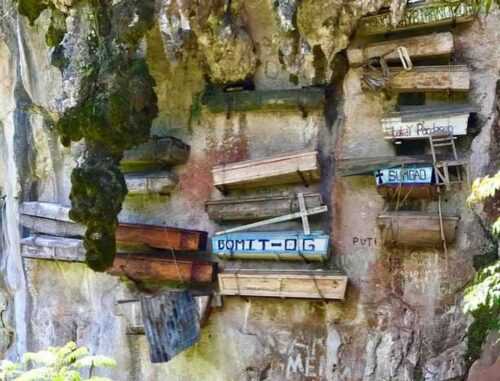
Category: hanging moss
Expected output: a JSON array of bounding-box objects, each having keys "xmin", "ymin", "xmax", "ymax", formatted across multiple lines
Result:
[
  {"xmin": 15, "ymin": 0, "xmax": 49, "ymax": 25},
  {"xmin": 45, "ymin": 7, "xmax": 67, "ymax": 47}
]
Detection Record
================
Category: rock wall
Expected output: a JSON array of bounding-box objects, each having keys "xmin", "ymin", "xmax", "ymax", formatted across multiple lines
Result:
[{"xmin": 0, "ymin": 0, "xmax": 498, "ymax": 380}]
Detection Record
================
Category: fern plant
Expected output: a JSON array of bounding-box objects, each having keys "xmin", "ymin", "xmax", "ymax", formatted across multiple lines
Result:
[{"xmin": 0, "ymin": 342, "xmax": 116, "ymax": 381}]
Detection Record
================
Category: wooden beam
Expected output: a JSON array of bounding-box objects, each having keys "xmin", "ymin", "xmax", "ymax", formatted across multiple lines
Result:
[
  {"xmin": 218, "ymin": 269, "xmax": 348, "ymax": 300},
  {"xmin": 21, "ymin": 235, "xmax": 85, "ymax": 262},
  {"xmin": 212, "ymin": 150, "xmax": 321, "ymax": 191},
  {"xmin": 377, "ymin": 212, "xmax": 459, "ymax": 247},
  {"xmin": 121, "ymin": 137, "xmax": 190, "ymax": 173},
  {"xmin": 387, "ymin": 65, "xmax": 470, "ymax": 92},
  {"xmin": 108, "ymin": 253, "xmax": 216, "ymax": 284},
  {"xmin": 357, "ymin": 1, "xmax": 476, "ymax": 36},
  {"xmin": 125, "ymin": 171, "xmax": 177, "ymax": 196},
  {"xmin": 201, "ymin": 87, "xmax": 325, "ymax": 113},
  {"xmin": 348, "ymin": 32, "xmax": 454, "ymax": 66}
]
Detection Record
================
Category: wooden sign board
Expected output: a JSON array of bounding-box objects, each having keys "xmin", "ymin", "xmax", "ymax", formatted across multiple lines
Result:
[
  {"xmin": 212, "ymin": 231, "xmax": 329, "ymax": 261},
  {"xmin": 375, "ymin": 165, "xmax": 434, "ymax": 186},
  {"xmin": 218, "ymin": 269, "xmax": 348, "ymax": 300},
  {"xmin": 212, "ymin": 151, "xmax": 320, "ymax": 191},
  {"xmin": 382, "ymin": 104, "xmax": 475, "ymax": 140},
  {"xmin": 121, "ymin": 136, "xmax": 190, "ymax": 172},
  {"xmin": 141, "ymin": 291, "xmax": 200, "ymax": 363},
  {"xmin": 357, "ymin": 1, "xmax": 475, "ymax": 36},
  {"xmin": 348, "ymin": 32, "xmax": 454, "ymax": 67},
  {"xmin": 387, "ymin": 65, "xmax": 470, "ymax": 92},
  {"xmin": 377, "ymin": 212, "xmax": 459, "ymax": 247},
  {"xmin": 125, "ymin": 171, "xmax": 177, "ymax": 196},
  {"xmin": 21, "ymin": 235, "xmax": 85, "ymax": 262},
  {"xmin": 205, "ymin": 193, "xmax": 323, "ymax": 222}
]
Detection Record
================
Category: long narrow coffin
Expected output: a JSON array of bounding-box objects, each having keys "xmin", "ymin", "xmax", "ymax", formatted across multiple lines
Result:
[
  {"xmin": 375, "ymin": 165, "xmax": 437, "ymax": 199},
  {"xmin": 108, "ymin": 252, "xmax": 216, "ymax": 284},
  {"xmin": 21, "ymin": 202, "xmax": 208, "ymax": 251},
  {"xmin": 387, "ymin": 65, "xmax": 470, "ymax": 92},
  {"xmin": 121, "ymin": 137, "xmax": 190, "ymax": 172},
  {"xmin": 377, "ymin": 212, "xmax": 459, "ymax": 247},
  {"xmin": 357, "ymin": 1, "xmax": 475, "ymax": 36},
  {"xmin": 337, "ymin": 155, "xmax": 435, "ymax": 177},
  {"xmin": 212, "ymin": 151, "xmax": 320, "ymax": 191},
  {"xmin": 206, "ymin": 193, "xmax": 323, "ymax": 222},
  {"xmin": 202, "ymin": 88, "xmax": 325, "ymax": 113},
  {"xmin": 212, "ymin": 231, "xmax": 329, "ymax": 261},
  {"xmin": 141, "ymin": 291, "xmax": 200, "ymax": 363},
  {"xmin": 381, "ymin": 104, "xmax": 477, "ymax": 140},
  {"xmin": 348, "ymin": 32, "xmax": 454, "ymax": 67},
  {"xmin": 218, "ymin": 269, "xmax": 348, "ymax": 300},
  {"xmin": 125, "ymin": 171, "xmax": 177, "ymax": 196},
  {"xmin": 21, "ymin": 235, "xmax": 85, "ymax": 262}
]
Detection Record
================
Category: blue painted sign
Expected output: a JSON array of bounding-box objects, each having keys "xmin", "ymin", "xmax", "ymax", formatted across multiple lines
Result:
[
  {"xmin": 212, "ymin": 231, "xmax": 329, "ymax": 261},
  {"xmin": 374, "ymin": 165, "xmax": 434, "ymax": 186}
]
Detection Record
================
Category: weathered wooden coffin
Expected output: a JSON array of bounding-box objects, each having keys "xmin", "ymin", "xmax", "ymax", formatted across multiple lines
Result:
[
  {"xmin": 212, "ymin": 151, "xmax": 321, "ymax": 191},
  {"xmin": 116, "ymin": 223, "xmax": 207, "ymax": 251},
  {"xmin": 205, "ymin": 193, "xmax": 323, "ymax": 222},
  {"xmin": 381, "ymin": 104, "xmax": 477, "ymax": 140},
  {"xmin": 357, "ymin": 1, "xmax": 475, "ymax": 36},
  {"xmin": 21, "ymin": 235, "xmax": 85, "ymax": 262},
  {"xmin": 212, "ymin": 231, "xmax": 329, "ymax": 261},
  {"xmin": 201, "ymin": 87, "xmax": 325, "ymax": 113},
  {"xmin": 348, "ymin": 32, "xmax": 454, "ymax": 66},
  {"xmin": 141, "ymin": 291, "xmax": 200, "ymax": 363},
  {"xmin": 377, "ymin": 212, "xmax": 459, "ymax": 247},
  {"xmin": 125, "ymin": 171, "xmax": 177, "ymax": 196},
  {"xmin": 121, "ymin": 136, "xmax": 190, "ymax": 172},
  {"xmin": 387, "ymin": 65, "xmax": 470, "ymax": 92},
  {"xmin": 337, "ymin": 155, "xmax": 435, "ymax": 177},
  {"xmin": 218, "ymin": 269, "xmax": 348, "ymax": 300},
  {"xmin": 108, "ymin": 252, "xmax": 216, "ymax": 283}
]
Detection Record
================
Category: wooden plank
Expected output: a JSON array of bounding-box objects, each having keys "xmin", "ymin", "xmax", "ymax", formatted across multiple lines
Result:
[
  {"xmin": 336, "ymin": 155, "xmax": 435, "ymax": 176},
  {"xmin": 377, "ymin": 212, "xmax": 459, "ymax": 247},
  {"xmin": 202, "ymin": 87, "xmax": 325, "ymax": 113},
  {"xmin": 206, "ymin": 193, "xmax": 323, "ymax": 222},
  {"xmin": 212, "ymin": 231, "xmax": 329, "ymax": 261},
  {"xmin": 121, "ymin": 137, "xmax": 190, "ymax": 173},
  {"xmin": 20, "ymin": 215, "xmax": 85, "ymax": 237},
  {"xmin": 218, "ymin": 269, "xmax": 348, "ymax": 300},
  {"xmin": 116, "ymin": 223, "xmax": 207, "ymax": 251},
  {"xmin": 376, "ymin": 184, "xmax": 438, "ymax": 200},
  {"xmin": 108, "ymin": 252, "xmax": 216, "ymax": 284},
  {"xmin": 382, "ymin": 104, "xmax": 475, "ymax": 140},
  {"xmin": 21, "ymin": 235, "xmax": 85, "ymax": 262},
  {"xmin": 348, "ymin": 32, "xmax": 454, "ymax": 66},
  {"xmin": 387, "ymin": 65, "xmax": 470, "ymax": 92},
  {"xmin": 125, "ymin": 171, "xmax": 177, "ymax": 196},
  {"xmin": 141, "ymin": 291, "xmax": 200, "ymax": 363},
  {"xmin": 357, "ymin": 1, "xmax": 476, "ymax": 36},
  {"xmin": 212, "ymin": 151, "xmax": 320, "ymax": 191}
]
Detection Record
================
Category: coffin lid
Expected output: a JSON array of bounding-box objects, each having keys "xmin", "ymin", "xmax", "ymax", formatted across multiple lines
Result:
[
  {"xmin": 221, "ymin": 268, "xmax": 345, "ymax": 277},
  {"xmin": 385, "ymin": 104, "xmax": 479, "ymax": 122},
  {"xmin": 377, "ymin": 211, "xmax": 460, "ymax": 221}
]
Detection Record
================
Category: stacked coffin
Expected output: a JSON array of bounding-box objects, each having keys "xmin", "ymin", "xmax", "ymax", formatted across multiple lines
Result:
[
  {"xmin": 20, "ymin": 201, "xmax": 215, "ymax": 286},
  {"xmin": 207, "ymin": 150, "xmax": 348, "ymax": 300}
]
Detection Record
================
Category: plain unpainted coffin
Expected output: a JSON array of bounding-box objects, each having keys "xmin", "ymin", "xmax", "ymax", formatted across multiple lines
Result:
[
  {"xmin": 218, "ymin": 269, "xmax": 348, "ymax": 300},
  {"xmin": 212, "ymin": 150, "xmax": 321, "ymax": 191},
  {"xmin": 125, "ymin": 171, "xmax": 177, "ymax": 196}
]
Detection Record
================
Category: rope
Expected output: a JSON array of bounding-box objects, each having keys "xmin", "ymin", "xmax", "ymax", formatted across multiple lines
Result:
[
  {"xmin": 437, "ymin": 192, "xmax": 448, "ymax": 257},
  {"xmin": 170, "ymin": 248, "xmax": 185, "ymax": 284}
]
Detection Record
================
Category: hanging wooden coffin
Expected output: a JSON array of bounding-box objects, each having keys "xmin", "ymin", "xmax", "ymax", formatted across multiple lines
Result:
[
  {"xmin": 21, "ymin": 235, "xmax": 85, "ymax": 262},
  {"xmin": 212, "ymin": 151, "xmax": 320, "ymax": 191},
  {"xmin": 387, "ymin": 65, "xmax": 470, "ymax": 92},
  {"xmin": 141, "ymin": 291, "xmax": 200, "ymax": 363},
  {"xmin": 201, "ymin": 87, "xmax": 325, "ymax": 113},
  {"xmin": 381, "ymin": 104, "xmax": 476, "ymax": 140},
  {"xmin": 348, "ymin": 32, "xmax": 454, "ymax": 67},
  {"xmin": 108, "ymin": 252, "xmax": 216, "ymax": 284},
  {"xmin": 125, "ymin": 171, "xmax": 177, "ymax": 196},
  {"xmin": 212, "ymin": 231, "xmax": 329, "ymax": 261},
  {"xmin": 205, "ymin": 193, "xmax": 323, "ymax": 222},
  {"xmin": 20, "ymin": 204, "xmax": 85, "ymax": 237},
  {"xmin": 357, "ymin": 1, "xmax": 475, "ymax": 36},
  {"xmin": 374, "ymin": 165, "xmax": 437, "ymax": 199},
  {"xmin": 121, "ymin": 136, "xmax": 190, "ymax": 172},
  {"xmin": 218, "ymin": 269, "xmax": 348, "ymax": 300},
  {"xmin": 116, "ymin": 223, "xmax": 207, "ymax": 251},
  {"xmin": 377, "ymin": 212, "xmax": 459, "ymax": 247}
]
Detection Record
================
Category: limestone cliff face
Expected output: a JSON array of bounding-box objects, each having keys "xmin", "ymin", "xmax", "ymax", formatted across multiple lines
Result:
[{"xmin": 0, "ymin": 0, "xmax": 498, "ymax": 380}]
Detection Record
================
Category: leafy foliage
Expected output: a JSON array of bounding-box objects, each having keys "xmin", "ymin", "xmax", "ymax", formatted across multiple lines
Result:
[
  {"xmin": 467, "ymin": 171, "xmax": 500, "ymax": 236},
  {"xmin": 0, "ymin": 342, "xmax": 116, "ymax": 381}
]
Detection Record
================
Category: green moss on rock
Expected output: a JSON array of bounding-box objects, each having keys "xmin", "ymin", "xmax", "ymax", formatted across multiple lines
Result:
[{"xmin": 16, "ymin": 0, "xmax": 49, "ymax": 25}]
